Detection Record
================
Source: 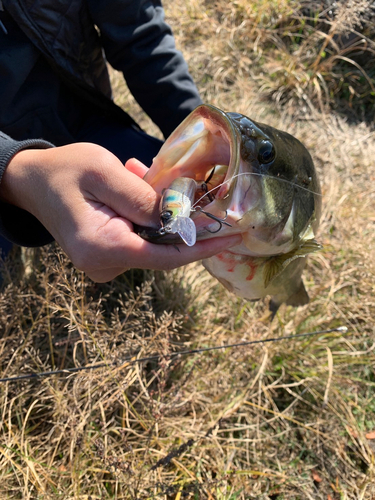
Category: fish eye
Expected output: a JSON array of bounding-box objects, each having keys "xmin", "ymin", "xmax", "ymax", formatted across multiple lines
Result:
[{"xmin": 258, "ymin": 140, "xmax": 275, "ymax": 164}]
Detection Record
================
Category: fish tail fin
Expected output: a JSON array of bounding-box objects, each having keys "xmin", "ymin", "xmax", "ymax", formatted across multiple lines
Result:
[
  {"xmin": 268, "ymin": 280, "xmax": 310, "ymax": 319},
  {"xmin": 268, "ymin": 299, "xmax": 281, "ymax": 319},
  {"xmin": 286, "ymin": 280, "xmax": 310, "ymax": 307}
]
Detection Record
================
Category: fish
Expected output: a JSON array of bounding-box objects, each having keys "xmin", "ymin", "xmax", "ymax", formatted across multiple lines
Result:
[{"xmin": 139, "ymin": 104, "xmax": 322, "ymax": 313}]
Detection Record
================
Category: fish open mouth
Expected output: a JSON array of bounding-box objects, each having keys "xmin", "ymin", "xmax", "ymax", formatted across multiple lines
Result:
[
  {"xmin": 139, "ymin": 104, "xmax": 264, "ymax": 243},
  {"xmin": 144, "ymin": 105, "xmax": 241, "ymax": 210}
]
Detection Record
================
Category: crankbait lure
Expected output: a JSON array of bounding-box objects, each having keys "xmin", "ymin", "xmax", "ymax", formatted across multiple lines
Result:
[
  {"xmin": 158, "ymin": 177, "xmax": 197, "ymax": 246},
  {"xmin": 158, "ymin": 176, "xmax": 231, "ymax": 246}
]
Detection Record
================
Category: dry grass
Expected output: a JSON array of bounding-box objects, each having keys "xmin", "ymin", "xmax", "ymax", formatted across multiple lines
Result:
[{"xmin": 1, "ymin": 0, "xmax": 375, "ymax": 498}]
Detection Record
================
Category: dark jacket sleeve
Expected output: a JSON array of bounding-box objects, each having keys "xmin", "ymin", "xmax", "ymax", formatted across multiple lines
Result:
[
  {"xmin": 0, "ymin": 132, "xmax": 54, "ymax": 247},
  {"xmin": 88, "ymin": 0, "xmax": 202, "ymax": 138}
]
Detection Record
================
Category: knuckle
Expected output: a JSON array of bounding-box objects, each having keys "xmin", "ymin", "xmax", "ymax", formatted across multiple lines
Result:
[
  {"xmin": 135, "ymin": 190, "xmax": 159, "ymax": 219},
  {"xmin": 81, "ymin": 146, "xmax": 117, "ymax": 187},
  {"xmin": 139, "ymin": 194, "xmax": 154, "ymax": 213}
]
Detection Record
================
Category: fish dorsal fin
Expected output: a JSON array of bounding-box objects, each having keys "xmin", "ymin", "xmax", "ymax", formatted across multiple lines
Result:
[
  {"xmin": 170, "ymin": 217, "xmax": 196, "ymax": 247},
  {"xmin": 263, "ymin": 239, "xmax": 322, "ymax": 288}
]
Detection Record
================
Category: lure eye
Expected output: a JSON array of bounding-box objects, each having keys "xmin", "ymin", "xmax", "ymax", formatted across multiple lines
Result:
[
  {"xmin": 258, "ymin": 140, "xmax": 275, "ymax": 164},
  {"xmin": 160, "ymin": 210, "xmax": 173, "ymax": 226}
]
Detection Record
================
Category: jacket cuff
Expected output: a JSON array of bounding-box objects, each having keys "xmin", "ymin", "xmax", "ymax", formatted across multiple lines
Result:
[{"xmin": 0, "ymin": 133, "xmax": 55, "ymax": 247}]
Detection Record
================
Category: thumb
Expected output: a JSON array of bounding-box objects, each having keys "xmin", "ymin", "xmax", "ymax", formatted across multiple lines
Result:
[{"xmin": 86, "ymin": 161, "xmax": 161, "ymax": 228}]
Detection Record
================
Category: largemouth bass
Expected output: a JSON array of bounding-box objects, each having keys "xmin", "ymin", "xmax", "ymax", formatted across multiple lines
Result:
[{"xmin": 140, "ymin": 104, "xmax": 322, "ymax": 313}]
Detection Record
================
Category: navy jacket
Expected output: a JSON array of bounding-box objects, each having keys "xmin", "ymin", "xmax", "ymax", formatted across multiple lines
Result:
[{"xmin": 0, "ymin": 0, "xmax": 202, "ymax": 246}]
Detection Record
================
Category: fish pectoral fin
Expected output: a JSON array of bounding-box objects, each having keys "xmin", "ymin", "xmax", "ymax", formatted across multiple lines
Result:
[
  {"xmin": 263, "ymin": 238, "xmax": 322, "ymax": 288},
  {"xmin": 263, "ymin": 257, "xmax": 286, "ymax": 289},
  {"xmin": 299, "ymin": 238, "xmax": 322, "ymax": 254}
]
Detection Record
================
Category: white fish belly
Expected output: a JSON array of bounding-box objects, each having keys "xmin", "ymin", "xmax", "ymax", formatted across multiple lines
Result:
[{"xmin": 202, "ymin": 251, "xmax": 267, "ymax": 300}]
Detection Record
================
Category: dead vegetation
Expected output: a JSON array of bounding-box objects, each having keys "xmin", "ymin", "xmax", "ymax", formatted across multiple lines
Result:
[{"xmin": 1, "ymin": 0, "xmax": 375, "ymax": 498}]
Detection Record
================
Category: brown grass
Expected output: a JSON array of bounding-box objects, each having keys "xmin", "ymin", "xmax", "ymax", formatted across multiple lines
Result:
[{"xmin": 1, "ymin": 0, "xmax": 375, "ymax": 498}]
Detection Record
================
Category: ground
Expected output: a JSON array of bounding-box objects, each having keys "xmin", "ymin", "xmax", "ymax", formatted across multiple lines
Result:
[{"xmin": 0, "ymin": 1, "xmax": 374, "ymax": 498}]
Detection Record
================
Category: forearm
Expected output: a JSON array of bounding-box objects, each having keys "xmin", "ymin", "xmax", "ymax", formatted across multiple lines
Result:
[
  {"xmin": 88, "ymin": 0, "xmax": 202, "ymax": 138},
  {"xmin": 0, "ymin": 132, "xmax": 55, "ymax": 246}
]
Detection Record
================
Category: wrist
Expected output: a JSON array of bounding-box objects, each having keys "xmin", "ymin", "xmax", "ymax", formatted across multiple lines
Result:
[{"xmin": 0, "ymin": 148, "xmax": 43, "ymax": 211}]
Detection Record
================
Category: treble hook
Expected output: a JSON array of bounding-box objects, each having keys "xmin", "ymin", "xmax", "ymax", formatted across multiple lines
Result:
[
  {"xmin": 193, "ymin": 206, "xmax": 232, "ymax": 233},
  {"xmin": 200, "ymin": 167, "xmax": 216, "ymax": 202}
]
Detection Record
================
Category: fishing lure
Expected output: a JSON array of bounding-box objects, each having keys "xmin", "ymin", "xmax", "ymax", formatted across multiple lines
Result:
[
  {"xmin": 158, "ymin": 177, "xmax": 197, "ymax": 246},
  {"xmin": 158, "ymin": 176, "xmax": 231, "ymax": 246}
]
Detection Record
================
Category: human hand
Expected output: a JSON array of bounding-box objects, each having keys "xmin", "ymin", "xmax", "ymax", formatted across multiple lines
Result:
[{"xmin": 0, "ymin": 143, "xmax": 241, "ymax": 281}]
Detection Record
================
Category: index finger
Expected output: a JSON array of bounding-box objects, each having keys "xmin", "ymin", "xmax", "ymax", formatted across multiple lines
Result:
[
  {"xmin": 112, "ymin": 232, "xmax": 243, "ymax": 271},
  {"xmin": 124, "ymin": 158, "xmax": 149, "ymax": 178}
]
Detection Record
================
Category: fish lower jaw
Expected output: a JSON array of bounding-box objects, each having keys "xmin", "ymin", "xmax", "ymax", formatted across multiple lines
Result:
[{"xmin": 194, "ymin": 224, "xmax": 295, "ymax": 257}]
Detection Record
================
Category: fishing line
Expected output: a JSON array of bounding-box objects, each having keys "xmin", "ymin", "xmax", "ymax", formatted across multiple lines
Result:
[
  {"xmin": 192, "ymin": 171, "xmax": 323, "ymax": 210},
  {"xmin": 0, "ymin": 326, "xmax": 348, "ymax": 383}
]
